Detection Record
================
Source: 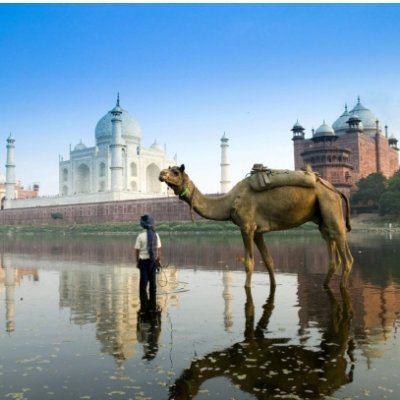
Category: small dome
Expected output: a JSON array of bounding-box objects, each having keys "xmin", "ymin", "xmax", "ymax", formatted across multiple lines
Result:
[
  {"xmin": 95, "ymin": 97, "xmax": 141, "ymax": 145},
  {"xmin": 314, "ymin": 121, "xmax": 335, "ymax": 137},
  {"xmin": 74, "ymin": 141, "xmax": 87, "ymax": 151},
  {"xmin": 346, "ymin": 114, "xmax": 364, "ymax": 129},
  {"xmin": 150, "ymin": 139, "xmax": 163, "ymax": 152},
  {"xmin": 291, "ymin": 119, "xmax": 305, "ymax": 131}
]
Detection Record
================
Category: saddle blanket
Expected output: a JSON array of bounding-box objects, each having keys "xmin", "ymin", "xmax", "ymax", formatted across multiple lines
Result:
[{"xmin": 249, "ymin": 164, "xmax": 317, "ymax": 192}]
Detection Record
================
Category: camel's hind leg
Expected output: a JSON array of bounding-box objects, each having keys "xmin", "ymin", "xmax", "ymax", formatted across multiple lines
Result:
[
  {"xmin": 320, "ymin": 225, "xmax": 353, "ymax": 288},
  {"xmin": 335, "ymin": 237, "xmax": 353, "ymax": 288},
  {"xmin": 321, "ymin": 233, "xmax": 340, "ymax": 288},
  {"xmin": 317, "ymin": 186, "xmax": 354, "ymax": 288},
  {"xmin": 240, "ymin": 226, "xmax": 256, "ymax": 288},
  {"xmin": 254, "ymin": 232, "xmax": 276, "ymax": 289}
]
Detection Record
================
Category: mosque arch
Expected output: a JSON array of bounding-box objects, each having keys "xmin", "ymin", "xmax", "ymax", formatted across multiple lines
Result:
[
  {"xmin": 76, "ymin": 163, "xmax": 90, "ymax": 194},
  {"xmin": 146, "ymin": 163, "xmax": 161, "ymax": 193},
  {"xmin": 61, "ymin": 185, "xmax": 68, "ymax": 196},
  {"xmin": 130, "ymin": 181, "xmax": 137, "ymax": 191}
]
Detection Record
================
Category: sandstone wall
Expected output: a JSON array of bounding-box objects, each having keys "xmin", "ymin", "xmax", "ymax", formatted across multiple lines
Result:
[{"xmin": 0, "ymin": 197, "xmax": 199, "ymax": 225}]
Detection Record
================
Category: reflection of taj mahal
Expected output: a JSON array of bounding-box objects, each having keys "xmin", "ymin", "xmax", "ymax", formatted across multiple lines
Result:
[{"xmin": 59, "ymin": 95, "xmax": 176, "ymax": 197}]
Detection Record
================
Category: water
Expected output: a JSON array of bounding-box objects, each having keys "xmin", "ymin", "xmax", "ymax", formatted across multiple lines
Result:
[{"xmin": 0, "ymin": 231, "xmax": 399, "ymax": 399}]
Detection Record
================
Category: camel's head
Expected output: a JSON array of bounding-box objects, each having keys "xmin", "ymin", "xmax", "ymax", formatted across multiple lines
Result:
[{"xmin": 159, "ymin": 164, "xmax": 190, "ymax": 196}]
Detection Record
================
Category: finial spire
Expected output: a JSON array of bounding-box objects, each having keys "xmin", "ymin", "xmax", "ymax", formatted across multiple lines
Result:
[
  {"xmin": 116, "ymin": 92, "xmax": 120, "ymax": 107},
  {"xmin": 357, "ymin": 95, "xmax": 361, "ymax": 104},
  {"xmin": 345, "ymin": 104, "xmax": 348, "ymax": 112}
]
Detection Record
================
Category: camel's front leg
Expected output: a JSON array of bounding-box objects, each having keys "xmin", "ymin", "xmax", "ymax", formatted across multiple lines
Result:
[
  {"xmin": 254, "ymin": 232, "xmax": 276, "ymax": 289},
  {"xmin": 240, "ymin": 226, "xmax": 255, "ymax": 288}
]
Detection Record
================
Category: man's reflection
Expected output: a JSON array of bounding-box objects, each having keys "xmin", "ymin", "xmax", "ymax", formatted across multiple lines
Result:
[
  {"xmin": 137, "ymin": 291, "xmax": 162, "ymax": 361},
  {"xmin": 169, "ymin": 287, "xmax": 354, "ymax": 399}
]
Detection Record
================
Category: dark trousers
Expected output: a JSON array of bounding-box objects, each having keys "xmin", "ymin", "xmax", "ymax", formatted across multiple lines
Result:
[{"xmin": 138, "ymin": 259, "xmax": 157, "ymax": 311}]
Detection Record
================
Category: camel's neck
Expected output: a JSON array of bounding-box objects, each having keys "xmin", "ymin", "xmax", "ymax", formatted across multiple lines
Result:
[{"xmin": 180, "ymin": 181, "xmax": 234, "ymax": 221}]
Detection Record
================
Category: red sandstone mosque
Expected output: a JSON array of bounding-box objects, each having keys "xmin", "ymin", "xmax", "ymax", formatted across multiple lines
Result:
[{"xmin": 292, "ymin": 97, "xmax": 399, "ymax": 197}]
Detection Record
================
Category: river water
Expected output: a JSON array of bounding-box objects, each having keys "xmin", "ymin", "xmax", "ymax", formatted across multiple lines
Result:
[{"xmin": 0, "ymin": 231, "xmax": 399, "ymax": 399}]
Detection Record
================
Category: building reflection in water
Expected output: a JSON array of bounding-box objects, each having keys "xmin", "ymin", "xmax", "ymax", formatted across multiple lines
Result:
[
  {"xmin": 58, "ymin": 263, "xmax": 179, "ymax": 364},
  {"xmin": 0, "ymin": 232, "xmax": 399, "ymax": 373},
  {"xmin": 0, "ymin": 254, "xmax": 39, "ymax": 333},
  {"xmin": 0, "ymin": 246, "xmax": 179, "ymax": 364},
  {"xmin": 222, "ymin": 269, "xmax": 234, "ymax": 332}
]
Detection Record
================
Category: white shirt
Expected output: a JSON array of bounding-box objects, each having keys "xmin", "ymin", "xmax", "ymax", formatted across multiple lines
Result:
[{"xmin": 135, "ymin": 231, "xmax": 162, "ymax": 260}]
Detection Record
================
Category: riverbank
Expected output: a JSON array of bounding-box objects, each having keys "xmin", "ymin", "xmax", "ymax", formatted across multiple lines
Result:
[
  {"xmin": 0, "ymin": 213, "xmax": 398, "ymax": 236},
  {"xmin": 350, "ymin": 213, "xmax": 400, "ymax": 232}
]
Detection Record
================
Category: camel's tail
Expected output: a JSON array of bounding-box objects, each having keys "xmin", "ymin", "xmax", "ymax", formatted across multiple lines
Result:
[
  {"xmin": 340, "ymin": 191, "xmax": 352, "ymax": 232},
  {"xmin": 317, "ymin": 176, "xmax": 352, "ymax": 232}
]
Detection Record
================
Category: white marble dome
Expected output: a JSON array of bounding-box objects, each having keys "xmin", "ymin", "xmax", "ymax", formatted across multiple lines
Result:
[
  {"xmin": 95, "ymin": 103, "xmax": 141, "ymax": 145},
  {"xmin": 150, "ymin": 139, "xmax": 163, "ymax": 152},
  {"xmin": 74, "ymin": 141, "xmax": 87, "ymax": 151}
]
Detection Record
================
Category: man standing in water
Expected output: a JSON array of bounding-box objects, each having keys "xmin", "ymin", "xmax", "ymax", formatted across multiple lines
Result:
[{"xmin": 135, "ymin": 214, "xmax": 162, "ymax": 311}]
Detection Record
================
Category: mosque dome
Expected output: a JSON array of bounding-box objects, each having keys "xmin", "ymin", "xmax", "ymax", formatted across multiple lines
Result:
[
  {"xmin": 314, "ymin": 121, "xmax": 335, "ymax": 137},
  {"xmin": 349, "ymin": 98, "xmax": 378, "ymax": 132},
  {"xmin": 331, "ymin": 98, "xmax": 378, "ymax": 136},
  {"xmin": 332, "ymin": 105, "xmax": 351, "ymax": 134},
  {"xmin": 95, "ymin": 96, "xmax": 141, "ymax": 145}
]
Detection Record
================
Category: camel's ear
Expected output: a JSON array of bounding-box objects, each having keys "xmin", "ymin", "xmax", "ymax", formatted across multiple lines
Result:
[{"xmin": 179, "ymin": 164, "xmax": 185, "ymax": 172}]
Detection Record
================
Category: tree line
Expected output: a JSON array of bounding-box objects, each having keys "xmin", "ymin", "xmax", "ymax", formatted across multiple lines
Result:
[{"xmin": 350, "ymin": 171, "xmax": 400, "ymax": 217}]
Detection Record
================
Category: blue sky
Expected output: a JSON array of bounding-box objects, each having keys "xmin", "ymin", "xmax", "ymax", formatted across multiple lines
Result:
[{"xmin": 1, "ymin": 3, "xmax": 400, "ymax": 195}]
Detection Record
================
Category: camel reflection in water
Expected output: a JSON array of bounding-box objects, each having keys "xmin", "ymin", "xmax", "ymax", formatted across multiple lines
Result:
[{"xmin": 169, "ymin": 287, "xmax": 354, "ymax": 400}]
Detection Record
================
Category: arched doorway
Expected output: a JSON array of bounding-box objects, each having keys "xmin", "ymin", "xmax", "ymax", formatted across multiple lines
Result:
[
  {"xmin": 146, "ymin": 163, "xmax": 161, "ymax": 193},
  {"xmin": 76, "ymin": 164, "xmax": 90, "ymax": 193}
]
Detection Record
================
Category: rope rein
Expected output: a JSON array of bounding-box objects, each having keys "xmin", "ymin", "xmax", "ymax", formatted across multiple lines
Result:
[{"xmin": 179, "ymin": 180, "xmax": 196, "ymax": 223}]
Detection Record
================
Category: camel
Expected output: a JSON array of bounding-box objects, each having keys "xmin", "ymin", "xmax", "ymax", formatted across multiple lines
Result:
[{"xmin": 159, "ymin": 164, "xmax": 353, "ymax": 289}]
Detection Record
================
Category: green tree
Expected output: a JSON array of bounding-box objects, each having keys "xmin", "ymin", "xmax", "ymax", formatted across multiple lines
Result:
[
  {"xmin": 378, "ymin": 172, "xmax": 400, "ymax": 216},
  {"xmin": 386, "ymin": 171, "xmax": 400, "ymax": 191},
  {"xmin": 351, "ymin": 172, "xmax": 387, "ymax": 209}
]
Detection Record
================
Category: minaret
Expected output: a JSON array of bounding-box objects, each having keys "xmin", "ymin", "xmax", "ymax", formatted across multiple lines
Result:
[
  {"xmin": 220, "ymin": 133, "xmax": 231, "ymax": 193},
  {"xmin": 291, "ymin": 120, "xmax": 306, "ymax": 170},
  {"xmin": 110, "ymin": 94, "xmax": 124, "ymax": 192},
  {"xmin": 4, "ymin": 134, "xmax": 16, "ymax": 209}
]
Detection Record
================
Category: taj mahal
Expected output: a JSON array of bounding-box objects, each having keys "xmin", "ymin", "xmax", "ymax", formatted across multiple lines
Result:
[
  {"xmin": 59, "ymin": 95, "xmax": 176, "ymax": 197},
  {"xmin": 2, "ymin": 95, "xmax": 231, "ymax": 209}
]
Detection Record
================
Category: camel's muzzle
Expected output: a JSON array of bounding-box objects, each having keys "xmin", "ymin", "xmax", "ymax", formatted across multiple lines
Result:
[{"xmin": 159, "ymin": 171, "xmax": 168, "ymax": 182}]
